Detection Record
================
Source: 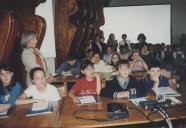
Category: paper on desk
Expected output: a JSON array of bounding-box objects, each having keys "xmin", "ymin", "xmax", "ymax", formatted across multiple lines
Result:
[
  {"xmin": 77, "ymin": 95, "xmax": 96, "ymax": 104},
  {"xmin": 130, "ymin": 97, "xmax": 148, "ymax": 106},
  {"xmin": 166, "ymin": 97, "xmax": 182, "ymax": 105},
  {"xmin": 152, "ymin": 87, "xmax": 181, "ymax": 97},
  {"xmin": 32, "ymin": 102, "xmax": 49, "ymax": 111},
  {"xmin": 0, "ymin": 111, "xmax": 7, "ymax": 116}
]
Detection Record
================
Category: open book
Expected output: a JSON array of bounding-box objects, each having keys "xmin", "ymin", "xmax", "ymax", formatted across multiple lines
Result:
[
  {"xmin": 26, "ymin": 102, "xmax": 53, "ymax": 116},
  {"xmin": 77, "ymin": 95, "xmax": 101, "ymax": 105}
]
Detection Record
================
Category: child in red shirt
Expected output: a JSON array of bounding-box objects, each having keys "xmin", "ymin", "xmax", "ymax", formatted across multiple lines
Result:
[{"xmin": 69, "ymin": 60, "xmax": 101, "ymax": 103}]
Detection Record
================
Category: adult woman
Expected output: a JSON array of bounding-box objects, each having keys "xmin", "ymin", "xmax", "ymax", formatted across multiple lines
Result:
[
  {"xmin": 21, "ymin": 31, "xmax": 53, "ymax": 86},
  {"xmin": 0, "ymin": 64, "xmax": 21, "ymax": 112}
]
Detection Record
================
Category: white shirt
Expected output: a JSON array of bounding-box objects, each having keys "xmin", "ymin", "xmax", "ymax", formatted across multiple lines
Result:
[
  {"xmin": 94, "ymin": 60, "xmax": 106, "ymax": 72},
  {"xmin": 25, "ymin": 83, "xmax": 60, "ymax": 102},
  {"xmin": 119, "ymin": 39, "xmax": 131, "ymax": 49}
]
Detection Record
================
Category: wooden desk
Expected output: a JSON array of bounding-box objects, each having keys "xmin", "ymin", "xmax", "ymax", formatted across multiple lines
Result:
[
  {"xmin": 0, "ymin": 102, "xmax": 59, "ymax": 127},
  {"xmin": 55, "ymin": 96, "xmax": 186, "ymax": 128},
  {"xmin": 53, "ymin": 72, "xmax": 114, "ymax": 84},
  {"xmin": 0, "ymin": 97, "xmax": 186, "ymax": 127}
]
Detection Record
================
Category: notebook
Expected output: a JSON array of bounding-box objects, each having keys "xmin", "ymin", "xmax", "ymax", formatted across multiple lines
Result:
[
  {"xmin": 152, "ymin": 87, "xmax": 181, "ymax": 97},
  {"xmin": 77, "ymin": 95, "xmax": 101, "ymax": 105},
  {"xmin": 26, "ymin": 102, "xmax": 53, "ymax": 116}
]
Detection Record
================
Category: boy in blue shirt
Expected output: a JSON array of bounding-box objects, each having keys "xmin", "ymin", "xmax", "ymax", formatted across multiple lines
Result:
[
  {"xmin": 0, "ymin": 64, "xmax": 21, "ymax": 112},
  {"xmin": 143, "ymin": 61, "xmax": 172, "ymax": 95}
]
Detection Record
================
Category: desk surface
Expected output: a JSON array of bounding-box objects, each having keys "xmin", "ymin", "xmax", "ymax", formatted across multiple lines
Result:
[{"xmin": 1, "ymin": 96, "xmax": 186, "ymax": 128}]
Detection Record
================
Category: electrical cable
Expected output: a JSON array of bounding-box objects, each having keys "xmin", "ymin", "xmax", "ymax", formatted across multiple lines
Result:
[{"xmin": 153, "ymin": 108, "xmax": 173, "ymax": 128}]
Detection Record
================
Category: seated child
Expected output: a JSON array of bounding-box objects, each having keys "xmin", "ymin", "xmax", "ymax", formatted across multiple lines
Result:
[
  {"xmin": 69, "ymin": 60, "xmax": 101, "ymax": 103},
  {"xmin": 100, "ymin": 60, "xmax": 144, "ymax": 98},
  {"xmin": 56, "ymin": 54, "xmax": 80, "ymax": 76},
  {"xmin": 92, "ymin": 52, "xmax": 106, "ymax": 73},
  {"xmin": 17, "ymin": 67, "xmax": 60, "ymax": 104},
  {"xmin": 130, "ymin": 50, "xmax": 148, "ymax": 72},
  {"xmin": 103, "ymin": 46, "xmax": 113, "ymax": 64},
  {"xmin": 143, "ymin": 60, "xmax": 176, "ymax": 94},
  {"xmin": 0, "ymin": 64, "xmax": 21, "ymax": 112}
]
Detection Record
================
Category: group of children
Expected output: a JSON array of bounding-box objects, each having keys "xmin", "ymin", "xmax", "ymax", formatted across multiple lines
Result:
[
  {"xmin": 0, "ymin": 65, "xmax": 60, "ymax": 113},
  {"xmin": 0, "ymin": 57, "xmax": 175, "ymax": 113}
]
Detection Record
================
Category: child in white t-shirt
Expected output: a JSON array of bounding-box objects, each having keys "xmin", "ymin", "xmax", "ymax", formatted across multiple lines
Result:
[{"xmin": 17, "ymin": 67, "xmax": 60, "ymax": 104}]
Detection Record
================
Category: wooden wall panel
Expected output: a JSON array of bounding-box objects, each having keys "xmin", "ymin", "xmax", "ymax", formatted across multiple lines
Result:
[
  {"xmin": 55, "ymin": 0, "xmax": 105, "ymax": 66},
  {"xmin": 0, "ymin": 0, "xmax": 46, "ymax": 87}
]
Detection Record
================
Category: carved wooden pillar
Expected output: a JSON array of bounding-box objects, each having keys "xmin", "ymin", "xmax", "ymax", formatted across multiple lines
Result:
[{"xmin": 55, "ymin": 0, "xmax": 105, "ymax": 66}]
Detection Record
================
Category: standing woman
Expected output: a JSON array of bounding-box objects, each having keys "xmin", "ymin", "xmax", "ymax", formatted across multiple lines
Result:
[
  {"xmin": 21, "ymin": 31, "xmax": 53, "ymax": 87},
  {"xmin": 0, "ymin": 64, "xmax": 21, "ymax": 112}
]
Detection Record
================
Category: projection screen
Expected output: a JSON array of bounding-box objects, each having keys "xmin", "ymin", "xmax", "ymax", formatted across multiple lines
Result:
[{"xmin": 100, "ymin": 4, "xmax": 171, "ymax": 45}]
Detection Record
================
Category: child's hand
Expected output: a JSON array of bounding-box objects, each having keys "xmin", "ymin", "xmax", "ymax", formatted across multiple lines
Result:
[{"xmin": 117, "ymin": 91, "xmax": 130, "ymax": 98}]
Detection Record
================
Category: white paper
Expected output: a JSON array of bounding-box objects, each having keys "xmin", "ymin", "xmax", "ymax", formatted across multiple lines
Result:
[
  {"xmin": 152, "ymin": 87, "xmax": 181, "ymax": 97},
  {"xmin": 166, "ymin": 97, "xmax": 182, "ymax": 105},
  {"xmin": 130, "ymin": 97, "xmax": 148, "ymax": 106},
  {"xmin": 32, "ymin": 102, "xmax": 49, "ymax": 111},
  {"xmin": 0, "ymin": 111, "xmax": 7, "ymax": 116},
  {"xmin": 77, "ymin": 96, "xmax": 96, "ymax": 104}
]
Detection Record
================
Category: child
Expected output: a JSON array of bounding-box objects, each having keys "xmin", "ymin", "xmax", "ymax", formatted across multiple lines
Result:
[
  {"xmin": 17, "ymin": 67, "xmax": 60, "ymax": 104},
  {"xmin": 56, "ymin": 54, "xmax": 80, "ymax": 77},
  {"xmin": 130, "ymin": 50, "xmax": 148, "ymax": 72},
  {"xmin": 69, "ymin": 60, "xmax": 101, "ymax": 103},
  {"xmin": 143, "ymin": 61, "xmax": 176, "ymax": 94},
  {"xmin": 92, "ymin": 52, "xmax": 106, "ymax": 73},
  {"xmin": 100, "ymin": 60, "xmax": 144, "ymax": 98},
  {"xmin": 0, "ymin": 64, "xmax": 21, "ymax": 112}
]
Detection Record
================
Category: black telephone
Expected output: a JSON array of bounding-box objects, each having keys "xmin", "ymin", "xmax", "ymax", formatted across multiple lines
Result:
[{"xmin": 107, "ymin": 103, "xmax": 129, "ymax": 119}]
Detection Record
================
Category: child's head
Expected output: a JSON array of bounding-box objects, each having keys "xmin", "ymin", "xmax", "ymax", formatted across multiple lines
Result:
[
  {"xmin": 148, "ymin": 61, "xmax": 161, "ymax": 79},
  {"xmin": 122, "ymin": 34, "xmax": 127, "ymax": 40},
  {"xmin": 131, "ymin": 50, "xmax": 140, "ymax": 60},
  {"xmin": 106, "ymin": 46, "xmax": 112, "ymax": 54},
  {"xmin": 0, "ymin": 64, "xmax": 14, "ymax": 86},
  {"xmin": 119, "ymin": 45, "xmax": 129, "ymax": 53},
  {"xmin": 30, "ymin": 67, "xmax": 46, "ymax": 87},
  {"xmin": 92, "ymin": 52, "xmax": 101, "ymax": 64},
  {"xmin": 111, "ymin": 53, "xmax": 121, "ymax": 65},
  {"xmin": 67, "ymin": 54, "xmax": 77, "ymax": 65},
  {"xmin": 80, "ymin": 60, "xmax": 94, "ymax": 78},
  {"xmin": 86, "ymin": 49, "xmax": 94, "ymax": 59},
  {"xmin": 116, "ymin": 60, "xmax": 130, "ymax": 78}
]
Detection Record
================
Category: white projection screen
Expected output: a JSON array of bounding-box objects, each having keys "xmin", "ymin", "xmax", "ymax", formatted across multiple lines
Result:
[{"xmin": 100, "ymin": 4, "xmax": 171, "ymax": 45}]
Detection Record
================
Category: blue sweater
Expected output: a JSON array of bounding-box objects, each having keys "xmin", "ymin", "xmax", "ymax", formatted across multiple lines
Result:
[{"xmin": 0, "ymin": 82, "xmax": 21, "ymax": 105}]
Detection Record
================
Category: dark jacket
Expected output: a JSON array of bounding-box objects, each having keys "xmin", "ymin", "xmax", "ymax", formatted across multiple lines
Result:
[{"xmin": 100, "ymin": 76, "xmax": 145, "ymax": 98}]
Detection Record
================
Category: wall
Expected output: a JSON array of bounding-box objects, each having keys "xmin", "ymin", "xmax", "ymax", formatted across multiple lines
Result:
[
  {"xmin": 105, "ymin": 0, "xmax": 186, "ymax": 44},
  {"xmin": 35, "ymin": 0, "xmax": 56, "ymax": 73}
]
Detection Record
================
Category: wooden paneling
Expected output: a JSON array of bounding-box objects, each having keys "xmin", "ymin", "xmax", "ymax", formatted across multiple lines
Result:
[
  {"xmin": 55, "ymin": 0, "xmax": 105, "ymax": 66},
  {"xmin": 0, "ymin": 0, "xmax": 46, "ymax": 87}
]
